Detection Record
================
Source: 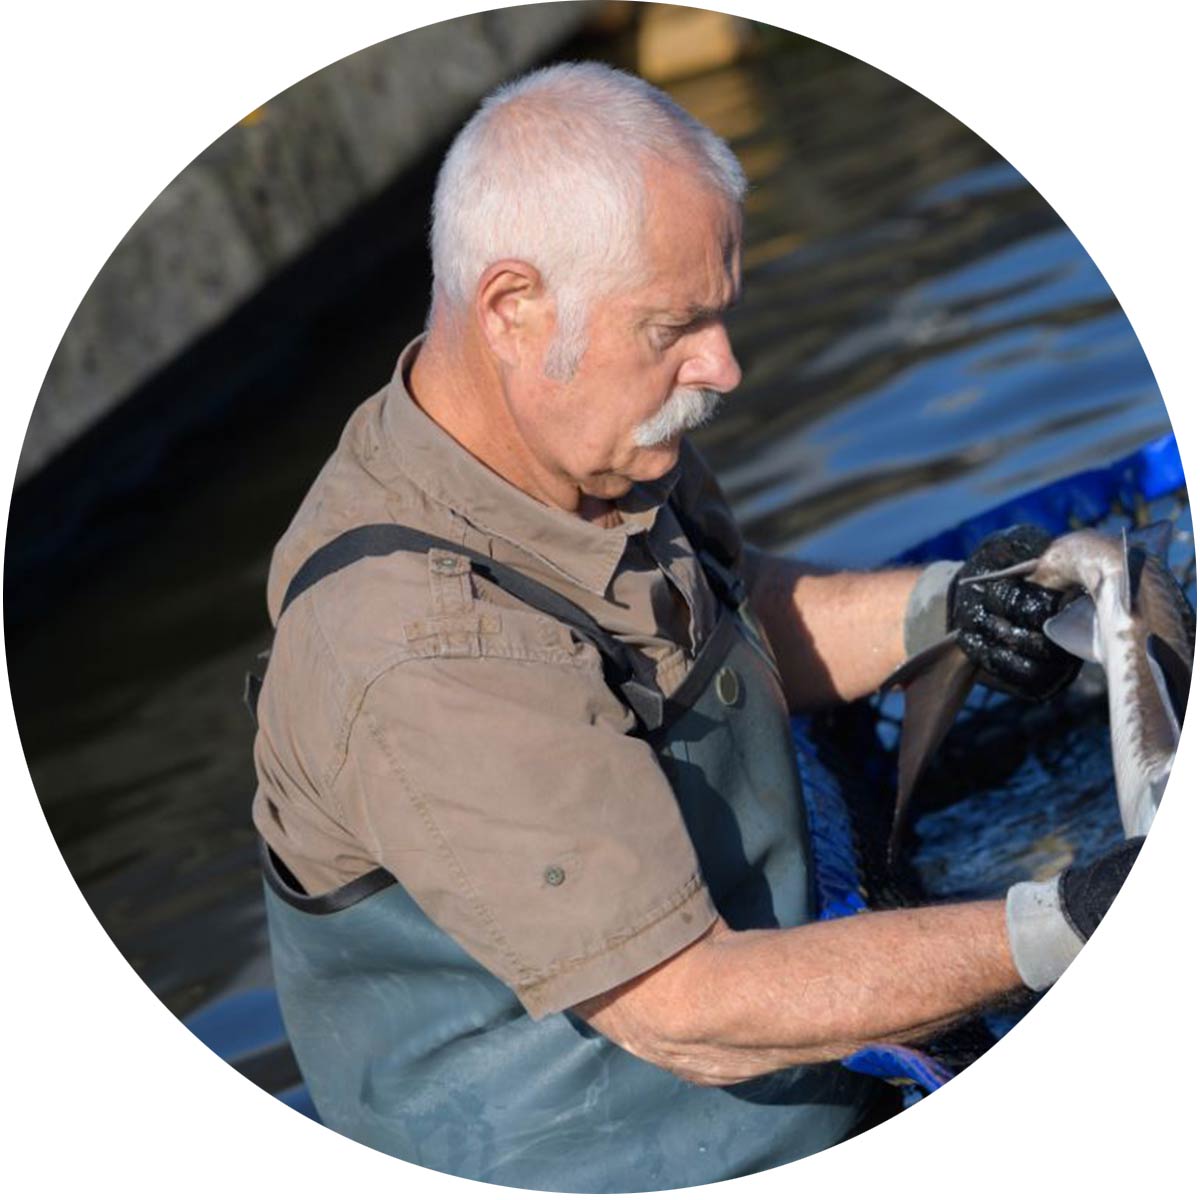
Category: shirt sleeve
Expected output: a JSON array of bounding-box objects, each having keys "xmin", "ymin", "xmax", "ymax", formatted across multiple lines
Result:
[{"xmin": 333, "ymin": 622, "xmax": 719, "ymax": 1019}]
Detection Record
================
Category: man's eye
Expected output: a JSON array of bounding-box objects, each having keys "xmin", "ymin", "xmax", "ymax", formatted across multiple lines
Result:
[{"xmin": 654, "ymin": 324, "xmax": 687, "ymax": 346}]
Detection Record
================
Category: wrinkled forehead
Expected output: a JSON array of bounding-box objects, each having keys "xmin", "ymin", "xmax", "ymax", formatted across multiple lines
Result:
[{"xmin": 632, "ymin": 160, "xmax": 742, "ymax": 291}]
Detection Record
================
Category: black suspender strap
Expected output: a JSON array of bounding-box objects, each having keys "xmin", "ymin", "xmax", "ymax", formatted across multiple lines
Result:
[
  {"xmin": 669, "ymin": 503, "xmax": 748, "ymax": 613},
  {"xmin": 268, "ymin": 502, "xmax": 748, "ymax": 735},
  {"xmin": 279, "ymin": 524, "xmax": 666, "ymax": 732}
]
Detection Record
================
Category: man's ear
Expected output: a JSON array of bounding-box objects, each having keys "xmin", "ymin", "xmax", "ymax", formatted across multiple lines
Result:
[{"xmin": 475, "ymin": 259, "xmax": 552, "ymax": 366}]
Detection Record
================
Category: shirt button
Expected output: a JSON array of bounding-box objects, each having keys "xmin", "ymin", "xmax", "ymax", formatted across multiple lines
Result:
[
  {"xmin": 434, "ymin": 554, "xmax": 457, "ymax": 571},
  {"xmin": 544, "ymin": 866, "xmax": 566, "ymax": 887},
  {"xmin": 715, "ymin": 666, "xmax": 740, "ymax": 706}
]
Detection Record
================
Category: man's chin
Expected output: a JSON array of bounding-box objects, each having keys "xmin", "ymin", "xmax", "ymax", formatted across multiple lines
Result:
[
  {"xmin": 628, "ymin": 439, "xmax": 684, "ymax": 481},
  {"xmin": 583, "ymin": 443, "xmax": 682, "ymax": 498}
]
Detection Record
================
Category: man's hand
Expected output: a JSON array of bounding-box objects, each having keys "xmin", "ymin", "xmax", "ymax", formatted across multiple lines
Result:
[
  {"xmin": 1006, "ymin": 838, "xmax": 1144, "ymax": 991},
  {"xmin": 951, "ymin": 524, "xmax": 1081, "ymax": 701}
]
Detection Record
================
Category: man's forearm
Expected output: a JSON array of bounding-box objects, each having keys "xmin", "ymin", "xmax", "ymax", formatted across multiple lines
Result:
[
  {"xmin": 576, "ymin": 903, "xmax": 1021, "ymax": 1087},
  {"xmin": 745, "ymin": 547, "xmax": 922, "ymax": 709}
]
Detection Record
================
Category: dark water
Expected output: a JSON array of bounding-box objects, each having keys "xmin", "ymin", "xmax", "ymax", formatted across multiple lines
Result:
[{"xmin": 5, "ymin": 30, "xmax": 1171, "ymax": 1094}]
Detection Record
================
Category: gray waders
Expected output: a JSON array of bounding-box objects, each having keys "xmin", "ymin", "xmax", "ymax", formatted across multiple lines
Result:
[{"xmin": 256, "ymin": 520, "xmax": 884, "ymax": 1191}]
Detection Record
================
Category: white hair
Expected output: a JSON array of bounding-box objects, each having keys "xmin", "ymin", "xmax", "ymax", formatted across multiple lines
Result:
[{"xmin": 429, "ymin": 61, "xmax": 746, "ymax": 378}]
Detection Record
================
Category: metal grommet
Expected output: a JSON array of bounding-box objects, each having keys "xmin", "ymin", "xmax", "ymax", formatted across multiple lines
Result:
[
  {"xmin": 544, "ymin": 866, "xmax": 566, "ymax": 887},
  {"xmin": 715, "ymin": 666, "xmax": 740, "ymax": 706}
]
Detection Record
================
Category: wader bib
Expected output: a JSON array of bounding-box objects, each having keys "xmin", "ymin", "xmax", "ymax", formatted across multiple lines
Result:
[{"xmin": 257, "ymin": 521, "xmax": 882, "ymax": 1191}]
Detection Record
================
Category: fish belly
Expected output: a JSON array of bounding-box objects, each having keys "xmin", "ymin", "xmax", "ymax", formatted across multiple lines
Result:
[{"xmin": 1104, "ymin": 625, "xmax": 1173, "ymax": 838}]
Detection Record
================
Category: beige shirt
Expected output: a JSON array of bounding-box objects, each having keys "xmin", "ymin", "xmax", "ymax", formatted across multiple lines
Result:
[{"xmin": 252, "ymin": 338, "xmax": 745, "ymax": 1017}]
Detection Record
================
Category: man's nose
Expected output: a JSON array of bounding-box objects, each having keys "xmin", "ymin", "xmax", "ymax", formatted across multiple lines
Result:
[{"xmin": 680, "ymin": 322, "xmax": 742, "ymax": 394}]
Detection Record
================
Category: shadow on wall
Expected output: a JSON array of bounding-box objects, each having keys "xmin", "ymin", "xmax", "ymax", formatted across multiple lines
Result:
[
  {"xmin": 18, "ymin": 3, "xmax": 597, "ymax": 486},
  {"xmin": 7, "ymin": 2, "xmax": 762, "ymax": 629}
]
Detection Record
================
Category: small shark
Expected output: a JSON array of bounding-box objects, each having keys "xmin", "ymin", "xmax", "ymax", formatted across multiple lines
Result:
[{"xmin": 883, "ymin": 523, "xmax": 1194, "ymax": 864}]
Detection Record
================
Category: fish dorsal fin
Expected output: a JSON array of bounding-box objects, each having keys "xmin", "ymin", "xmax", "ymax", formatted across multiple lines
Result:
[
  {"xmin": 1120, "ymin": 529, "xmax": 1133, "ymax": 614},
  {"xmin": 1121, "ymin": 529, "xmax": 1150, "ymax": 615},
  {"xmin": 884, "ymin": 635, "xmax": 978, "ymax": 865},
  {"xmin": 1043, "ymin": 595, "xmax": 1100, "ymax": 662},
  {"xmin": 1128, "ymin": 519, "xmax": 1174, "ymax": 565},
  {"xmin": 1147, "ymin": 631, "xmax": 1191, "ymax": 728}
]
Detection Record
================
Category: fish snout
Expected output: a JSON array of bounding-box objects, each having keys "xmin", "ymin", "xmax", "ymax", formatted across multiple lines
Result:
[
  {"xmin": 956, "ymin": 558, "xmax": 1042, "ymax": 588},
  {"xmin": 960, "ymin": 552, "xmax": 1088, "ymax": 594}
]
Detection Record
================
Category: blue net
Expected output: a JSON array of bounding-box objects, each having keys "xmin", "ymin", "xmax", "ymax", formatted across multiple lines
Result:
[{"xmin": 798, "ymin": 433, "xmax": 1191, "ymax": 1097}]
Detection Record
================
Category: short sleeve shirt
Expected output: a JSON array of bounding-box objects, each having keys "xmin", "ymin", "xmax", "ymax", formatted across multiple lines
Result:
[{"xmin": 252, "ymin": 338, "xmax": 745, "ymax": 1017}]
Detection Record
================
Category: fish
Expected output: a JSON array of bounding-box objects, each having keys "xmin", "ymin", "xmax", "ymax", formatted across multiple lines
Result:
[{"xmin": 881, "ymin": 522, "xmax": 1194, "ymax": 864}]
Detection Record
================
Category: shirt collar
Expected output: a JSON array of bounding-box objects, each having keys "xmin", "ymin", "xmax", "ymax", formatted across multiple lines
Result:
[{"xmin": 375, "ymin": 337, "xmax": 681, "ymax": 597}]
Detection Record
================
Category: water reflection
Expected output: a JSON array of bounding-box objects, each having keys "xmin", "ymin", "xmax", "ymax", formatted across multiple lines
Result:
[{"xmin": 699, "ymin": 132, "xmax": 1164, "ymax": 563}]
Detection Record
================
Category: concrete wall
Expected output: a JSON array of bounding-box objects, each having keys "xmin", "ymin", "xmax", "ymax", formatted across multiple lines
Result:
[{"xmin": 20, "ymin": 3, "xmax": 597, "ymax": 484}]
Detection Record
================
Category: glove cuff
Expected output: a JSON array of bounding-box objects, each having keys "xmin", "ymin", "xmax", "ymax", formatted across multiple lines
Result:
[
  {"xmin": 903, "ymin": 560, "xmax": 962, "ymax": 657},
  {"xmin": 1005, "ymin": 876, "xmax": 1085, "ymax": 992}
]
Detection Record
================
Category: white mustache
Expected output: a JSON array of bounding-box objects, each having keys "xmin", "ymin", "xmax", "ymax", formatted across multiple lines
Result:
[{"xmin": 632, "ymin": 388, "xmax": 723, "ymax": 448}]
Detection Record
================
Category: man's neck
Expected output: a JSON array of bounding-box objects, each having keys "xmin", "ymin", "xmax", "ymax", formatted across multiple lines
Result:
[
  {"xmin": 408, "ymin": 328, "xmax": 608, "ymax": 520},
  {"xmin": 578, "ymin": 495, "xmax": 624, "ymax": 528}
]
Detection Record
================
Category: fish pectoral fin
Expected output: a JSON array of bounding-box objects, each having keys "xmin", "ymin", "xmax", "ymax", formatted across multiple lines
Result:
[
  {"xmin": 881, "ymin": 632, "xmax": 961, "ymax": 691},
  {"xmin": 888, "ymin": 639, "xmax": 978, "ymax": 865},
  {"xmin": 1043, "ymin": 595, "xmax": 1101, "ymax": 662},
  {"xmin": 1147, "ymin": 632, "xmax": 1191, "ymax": 727}
]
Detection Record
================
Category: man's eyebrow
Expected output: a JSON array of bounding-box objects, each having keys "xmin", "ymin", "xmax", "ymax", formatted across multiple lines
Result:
[{"xmin": 654, "ymin": 290, "xmax": 744, "ymax": 323}]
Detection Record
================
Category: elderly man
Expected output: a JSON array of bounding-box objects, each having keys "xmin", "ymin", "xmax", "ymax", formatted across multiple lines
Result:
[{"xmin": 252, "ymin": 63, "xmax": 1139, "ymax": 1189}]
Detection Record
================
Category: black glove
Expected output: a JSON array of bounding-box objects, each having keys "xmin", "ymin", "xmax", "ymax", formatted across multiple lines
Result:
[
  {"xmin": 950, "ymin": 524, "xmax": 1081, "ymax": 701},
  {"xmin": 1059, "ymin": 837, "xmax": 1145, "ymax": 941}
]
